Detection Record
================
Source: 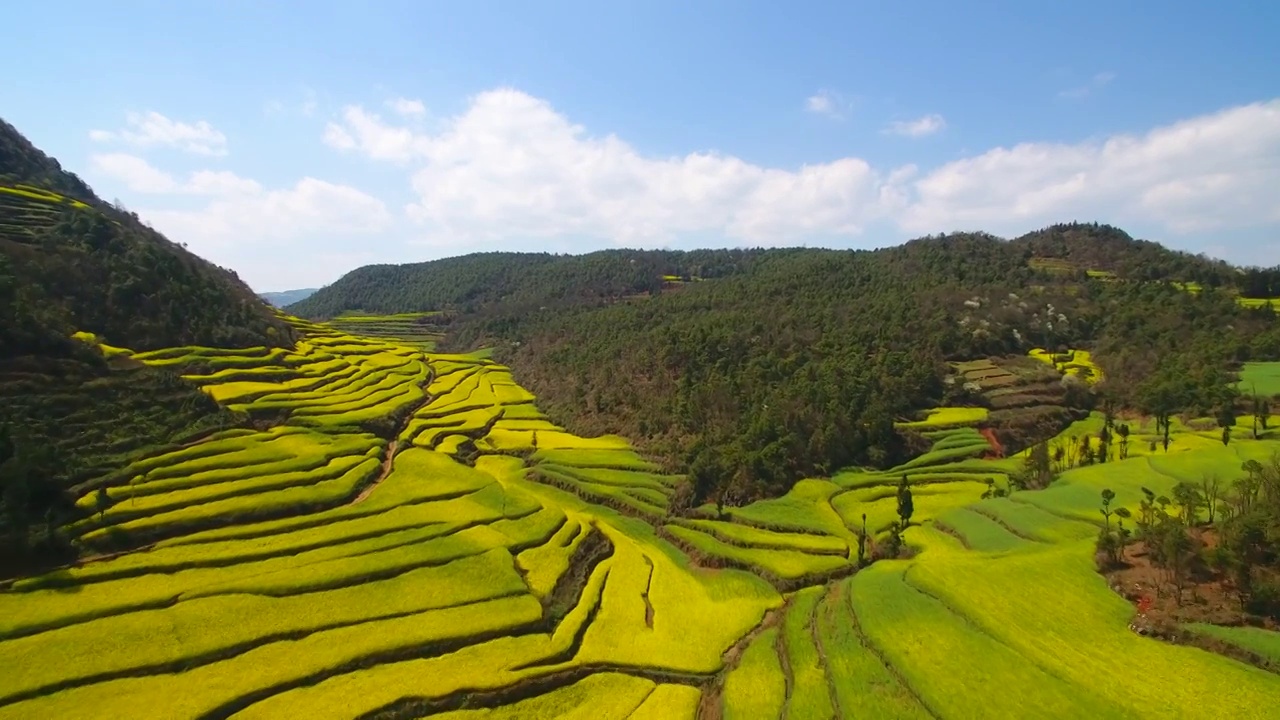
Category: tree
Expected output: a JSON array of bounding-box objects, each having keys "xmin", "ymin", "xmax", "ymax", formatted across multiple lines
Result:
[
  {"xmin": 1234, "ymin": 460, "xmax": 1264, "ymax": 516},
  {"xmin": 884, "ymin": 520, "xmax": 904, "ymax": 558},
  {"xmin": 1115, "ymin": 509, "xmax": 1132, "ymax": 560},
  {"xmin": 1200, "ymin": 474, "xmax": 1222, "ymax": 524},
  {"xmin": 1218, "ymin": 402, "xmax": 1237, "ymax": 446},
  {"xmin": 1161, "ymin": 526, "xmax": 1196, "ymax": 605},
  {"xmin": 981, "ymin": 478, "xmax": 1008, "ymax": 499},
  {"xmin": 896, "ymin": 475, "xmax": 914, "ymax": 528},
  {"xmin": 1172, "ymin": 482, "xmax": 1204, "ymax": 525},
  {"xmin": 94, "ymin": 486, "xmax": 110, "ymax": 521},
  {"xmin": 1136, "ymin": 487, "xmax": 1158, "ymax": 537},
  {"xmin": 1116, "ymin": 423, "xmax": 1131, "ymax": 460},
  {"xmin": 1014, "ymin": 441, "xmax": 1055, "ymax": 490},
  {"xmin": 1218, "ymin": 512, "xmax": 1269, "ymax": 610},
  {"xmin": 1139, "ymin": 380, "xmax": 1177, "ymax": 452},
  {"xmin": 1251, "ymin": 388, "xmax": 1266, "ymax": 439},
  {"xmin": 1100, "ymin": 488, "xmax": 1116, "ymax": 531},
  {"xmin": 856, "ymin": 513, "xmax": 868, "ymax": 566},
  {"xmin": 1098, "ymin": 401, "xmax": 1115, "ymax": 463}
]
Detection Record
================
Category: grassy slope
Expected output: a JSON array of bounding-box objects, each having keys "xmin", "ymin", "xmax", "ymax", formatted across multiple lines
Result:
[
  {"xmin": 1241, "ymin": 361, "xmax": 1280, "ymax": 398},
  {"xmin": 0, "ymin": 318, "xmax": 1277, "ymax": 718}
]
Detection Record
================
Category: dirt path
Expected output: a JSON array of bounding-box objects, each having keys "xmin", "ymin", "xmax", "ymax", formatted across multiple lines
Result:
[
  {"xmin": 810, "ymin": 584, "xmax": 843, "ymax": 719},
  {"xmin": 776, "ymin": 598, "xmax": 795, "ymax": 720},
  {"xmin": 352, "ymin": 439, "xmax": 400, "ymax": 504},
  {"xmin": 696, "ymin": 604, "xmax": 787, "ymax": 720},
  {"xmin": 349, "ymin": 356, "xmax": 437, "ymax": 505},
  {"xmin": 640, "ymin": 554, "xmax": 656, "ymax": 629}
]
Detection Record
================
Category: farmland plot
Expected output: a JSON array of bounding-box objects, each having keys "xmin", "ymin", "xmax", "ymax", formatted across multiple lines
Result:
[{"xmin": 3, "ymin": 319, "xmax": 1279, "ymax": 719}]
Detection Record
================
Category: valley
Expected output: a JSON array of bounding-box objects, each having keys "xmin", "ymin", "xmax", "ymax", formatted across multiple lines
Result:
[
  {"xmin": 4, "ymin": 114, "xmax": 1280, "ymax": 719},
  {"xmin": 3, "ymin": 312, "xmax": 1280, "ymax": 718}
]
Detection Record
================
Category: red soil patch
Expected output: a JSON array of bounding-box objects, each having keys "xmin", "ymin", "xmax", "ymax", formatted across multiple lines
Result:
[
  {"xmin": 1101, "ymin": 528, "xmax": 1277, "ymax": 632},
  {"xmin": 980, "ymin": 427, "xmax": 1006, "ymax": 459}
]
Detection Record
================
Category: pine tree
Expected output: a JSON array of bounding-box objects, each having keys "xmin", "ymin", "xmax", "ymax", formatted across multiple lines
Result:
[{"xmin": 896, "ymin": 475, "xmax": 914, "ymax": 528}]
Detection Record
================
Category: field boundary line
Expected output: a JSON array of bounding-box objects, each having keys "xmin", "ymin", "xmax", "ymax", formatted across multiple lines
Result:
[{"xmin": 846, "ymin": 572, "xmax": 940, "ymax": 720}]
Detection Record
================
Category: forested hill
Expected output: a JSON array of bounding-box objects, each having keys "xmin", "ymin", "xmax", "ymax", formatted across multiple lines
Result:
[
  {"xmin": 294, "ymin": 225, "xmax": 1280, "ymax": 505},
  {"xmin": 0, "ymin": 118, "xmax": 293, "ymax": 355},
  {"xmin": 287, "ymin": 248, "xmax": 766, "ymax": 317},
  {"xmin": 0, "ymin": 118, "xmax": 292, "ymax": 572},
  {"xmin": 292, "ymin": 225, "xmax": 1258, "ymax": 320}
]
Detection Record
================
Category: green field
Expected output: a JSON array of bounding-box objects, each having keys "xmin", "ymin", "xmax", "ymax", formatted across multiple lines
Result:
[
  {"xmin": 1241, "ymin": 361, "xmax": 1280, "ymax": 398},
  {"xmin": 2, "ymin": 316, "xmax": 1278, "ymax": 718}
]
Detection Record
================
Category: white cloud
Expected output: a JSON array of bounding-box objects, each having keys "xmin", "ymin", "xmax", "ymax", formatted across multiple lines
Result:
[
  {"xmin": 387, "ymin": 97, "xmax": 427, "ymax": 117},
  {"xmin": 325, "ymin": 89, "xmax": 892, "ymax": 245},
  {"xmin": 89, "ymin": 111, "xmax": 229, "ymax": 156},
  {"xmin": 1059, "ymin": 71, "xmax": 1116, "ymax": 100},
  {"xmin": 144, "ymin": 177, "xmax": 391, "ymax": 247},
  {"xmin": 94, "ymin": 90, "xmax": 1280, "ymax": 288},
  {"xmin": 884, "ymin": 114, "xmax": 947, "ymax": 138},
  {"xmin": 899, "ymin": 99, "xmax": 1280, "ymax": 236},
  {"xmin": 140, "ymin": 178, "xmax": 393, "ymax": 289},
  {"xmin": 90, "ymin": 153, "xmax": 180, "ymax": 193},
  {"xmin": 89, "ymin": 153, "xmax": 261, "ymax": 195},
  {"xmin": 86, "ymin": 151, "xmax": 390, "ymax": 288},
  {"xmin": 323, "ymin": 106, "xmax": 420, "ymax": 162},
  {"xmin": 805, "ymin": 90, "xmax": 847, "ymax": 119},
  {"xmin": 316, "ymin": 90, "xmax": 1280, "ymax": 260},
  {"xmin": 185, "ymin": 170, "xmax": 264, "ymax": 196}
]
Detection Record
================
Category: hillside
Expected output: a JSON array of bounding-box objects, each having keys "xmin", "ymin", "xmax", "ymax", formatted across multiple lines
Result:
[
  {"xmin": 1, "ymin": 314, "xmax": 1278, "ymax": 717},
  {"xmin": 0, "ymin": 119, "xmax": 292, "ymax": 353},
  {"xmin": 287, "ymin": 248, "xmax": 765, "ymax": 317},
  {"xmin": 295, "ymin": 225, "xmax": 1280, "ymax": 504},
  {"xmin": 0, "ymin": 118, "xmax": 294, "ymax": 572},
  {"xmin": 260, "ymin": 287, "xmax": 320, "ymax": 307}
]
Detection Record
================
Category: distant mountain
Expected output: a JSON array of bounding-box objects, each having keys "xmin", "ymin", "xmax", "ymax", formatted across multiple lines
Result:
[{"xmin": 261, "ymin": 287, "xmax": 320, "ymax": 307}]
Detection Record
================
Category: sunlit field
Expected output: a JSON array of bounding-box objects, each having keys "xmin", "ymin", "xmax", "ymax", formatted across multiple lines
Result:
[{"xmin": 2, "ymin": 314, "xmax": 1278, "ymax": 719}]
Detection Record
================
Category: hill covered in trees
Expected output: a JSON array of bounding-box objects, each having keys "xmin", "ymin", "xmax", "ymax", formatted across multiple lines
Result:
[
  {"xmin": 0, "ymin": 118, "xmax": 293, "ymax": 572},
  {"xmin": 294, "ymin": 226, "xmax": 1280, "ymax": 505}
]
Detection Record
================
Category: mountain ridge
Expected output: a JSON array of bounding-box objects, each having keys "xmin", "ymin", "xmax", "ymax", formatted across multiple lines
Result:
[
  {"xmin": 0, "ymin": 118, "xmax": 293, "ymax": 571},
  {"xmin": 260, "ymin": 287, "xmax": 320, "ymax": 307},
  {"xmin": 288, "ymin": 224, "xmax": 1280, "ymax": 505}
]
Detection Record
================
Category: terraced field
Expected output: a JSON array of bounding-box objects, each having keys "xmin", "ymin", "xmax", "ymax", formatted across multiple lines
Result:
[
  {"xmin": 3, "ymin": 316, "xmax": 1279, "ymax": 718},
  {"xmin": 1239, "ymin": 297, "xmax": 1280, "ymax": 311},
  {"xmin": 0, "ymin": 183, "xmax": 91, "ymax": 245},
  {"xmin": 1029, "ymin": 347, "xmax": 1104, "ymax": 384},
  {"xmin": 324, "ymin": 313, "xmax": 446, "ymax": 350}
]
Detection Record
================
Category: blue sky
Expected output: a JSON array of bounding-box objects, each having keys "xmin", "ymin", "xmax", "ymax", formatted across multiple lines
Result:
[{"xmin": 4, "ymin": 1, "xmax": 1279, "ymax": 290}]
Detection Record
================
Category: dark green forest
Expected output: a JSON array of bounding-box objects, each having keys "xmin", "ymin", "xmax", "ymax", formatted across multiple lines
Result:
[
  {"xmin": 297, "ymin": 226, "xmax": 1280, "ymax": 507},
  {"xmin": 289, "ymin": 248, "xmax": 767, "ymax": 318},
  {"xmin": 0, "ymin": 118, "xmax": 290, "ymax": 572}
]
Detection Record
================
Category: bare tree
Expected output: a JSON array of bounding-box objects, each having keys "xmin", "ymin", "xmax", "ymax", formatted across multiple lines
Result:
[{"xmin": 1200, "ymin": 473, "xmax": 1222, "ymax": 524}]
